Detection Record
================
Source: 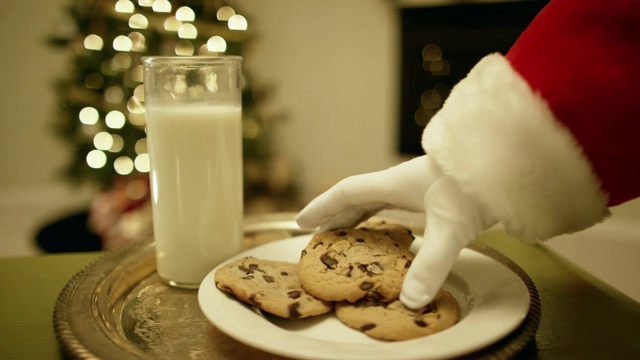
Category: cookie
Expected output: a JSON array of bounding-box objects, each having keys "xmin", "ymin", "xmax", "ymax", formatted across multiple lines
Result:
[
  {"xmin": 356, "ymin": 221, "xmax": 415, "ymax": 249},
  {"xmin": 214, "ymin": 256, "xmax": 333, "ymax": 319},
  {"xmin": 335, "ymin": 289, "xmax": 460, "ymax": 341},
  {"xmin": 299, "ymin": 228, "xmax": 415, "ymax": 303}
]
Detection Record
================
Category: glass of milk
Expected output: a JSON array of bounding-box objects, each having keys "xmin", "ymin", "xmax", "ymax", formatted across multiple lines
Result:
[{"xmin": 142, "ymin": 56, "xmax": 243, "ymax": 288}]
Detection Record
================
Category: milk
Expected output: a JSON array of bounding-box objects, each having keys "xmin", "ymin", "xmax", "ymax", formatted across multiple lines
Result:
[{"xmin": 146, "ymin": 104, "xmax": 243, "ymax": 287}]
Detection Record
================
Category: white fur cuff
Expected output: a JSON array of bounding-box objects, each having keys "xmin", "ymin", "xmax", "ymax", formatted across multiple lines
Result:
[{"xmin": 422, "ymin": 53, "xmax": 609, "ymax": 242}]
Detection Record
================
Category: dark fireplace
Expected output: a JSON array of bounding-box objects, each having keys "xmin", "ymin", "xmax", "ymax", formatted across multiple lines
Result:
[{"xmin": 398, "ymin": 0, "xmax": 549, "ymax": 155}]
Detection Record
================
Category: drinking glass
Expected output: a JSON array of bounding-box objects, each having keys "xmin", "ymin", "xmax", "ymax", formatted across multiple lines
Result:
[{"xmin": 143, "ymin": 56, "xmax": 243, "ymax": 288}]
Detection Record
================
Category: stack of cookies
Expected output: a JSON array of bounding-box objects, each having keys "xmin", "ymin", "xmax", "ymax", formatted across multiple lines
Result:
[{"xmin": 214, "ymin": 223, "xmax": 460, "ymax": 341}]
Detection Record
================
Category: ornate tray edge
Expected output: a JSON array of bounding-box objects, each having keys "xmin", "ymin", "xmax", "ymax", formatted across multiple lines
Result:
[
  {"xmin": 53, "ymin": 215, "xmax": 541, "ymax": 360},
  {"xmin": 53, "ymin": 238, "xmax": 152, "ymax": 360}
]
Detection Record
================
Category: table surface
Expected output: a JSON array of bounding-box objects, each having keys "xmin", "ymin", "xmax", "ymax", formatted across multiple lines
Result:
[{"xmin": 1, "ymin": 222, "xmax": 640, "ymax": 359}]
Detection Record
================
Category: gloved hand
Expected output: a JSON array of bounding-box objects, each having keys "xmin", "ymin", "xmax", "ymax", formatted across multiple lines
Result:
[{"xmin": 295, "ymin": 155, "xmax": 497, "ymax": 309}]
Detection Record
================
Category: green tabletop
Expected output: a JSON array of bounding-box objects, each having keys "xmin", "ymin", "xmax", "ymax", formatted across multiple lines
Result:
[
  {"xmin": 0, "ymin": 252, "xmax": 101, "ymax": 360},
  {"xmin": 478, "ymin": 231, "xmax": 640, "ymax": 359},
  {"xmin": 1, "ymin": 229, "xmax": 639, "ymax": 359}
]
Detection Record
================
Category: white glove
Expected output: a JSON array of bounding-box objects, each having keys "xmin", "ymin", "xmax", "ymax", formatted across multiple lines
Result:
[{"xmin": 295, "ymin": 155, "xmax": 497, "ymax": 309}]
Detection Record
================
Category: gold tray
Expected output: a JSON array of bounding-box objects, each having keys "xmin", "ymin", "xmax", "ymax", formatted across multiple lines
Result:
[{"xmin": 53, "ymin": 213, "xmax": 540, "ymax": 359}]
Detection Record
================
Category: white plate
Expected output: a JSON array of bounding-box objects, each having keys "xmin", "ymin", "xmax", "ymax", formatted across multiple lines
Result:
[{"xmin": 198, "ymin": 235, "xmax": 530, "ymax": 360}]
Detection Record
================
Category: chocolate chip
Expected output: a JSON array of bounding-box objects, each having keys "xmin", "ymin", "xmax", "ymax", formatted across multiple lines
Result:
[
  {"xmin": 358, "ymin": 262, "xmax": 384, "ymax": 276},
  {"xmin": 404, "ymin": 259, "xmax": 412, "ymax": 269},
  {"xmin": 335, "ymin": 230, "xmax": 348, "ymax": 236},
  {"xmin": 313, "ymin": 242, "xmax": 324, "ymax": 249},
  {"xmin": 288, "ymin": 302, "xmax": 302, "ymax": 318},
  {"xmin": 366, "ymin": 290, "xmax": 385, "ymax": 301},
  {"xmin": 249, "ymin": 264, "xmax": 263, "ymax": 272},
  {"xmin": 263, "ymin": 275, "xmax": 275, "ymax": 283},
  {"xmin": 421, "ymin": 305, "xmax": 433, "ymax": 314},
  {"xmin": 360, "ymin": 281, "xmax": 374, "ymax": 290},
  {"xmin": 321, "ymin": 254, "xmax": 339, "ymax": 269},
  {"xmin": 239, "ymin": 263, "xmax": 265, "ymax": 274},
  {"xmin": 355, "ymin": 237, "xmax": 365, "ymax": 242},
  {"xmin": 287, "ymin": 290, "xmax": 302, "ymax": 299},
  {"xmin": 360, "ymin": 323, "xmax": 376, "ymax": 331},
  {"xmin": 414, "ymin": 319, "xmax": 428, "ymax": 327},
  {"xmin": 280, "ymin": 271, "xmax": 289, "ymax": 276}
]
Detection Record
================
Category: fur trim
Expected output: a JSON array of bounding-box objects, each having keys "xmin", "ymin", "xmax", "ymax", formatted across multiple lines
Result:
[{"xmin": 422, "ymin": 53, "xmax": 609, "ymax": 242}]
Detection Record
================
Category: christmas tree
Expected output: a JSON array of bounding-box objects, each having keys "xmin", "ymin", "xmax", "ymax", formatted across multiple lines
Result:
[{"xmin": 44, "ymin": 0, "xmax": 298, "ymax": 250}]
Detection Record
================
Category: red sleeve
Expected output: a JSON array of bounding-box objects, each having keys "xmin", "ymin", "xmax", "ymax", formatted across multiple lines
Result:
[{"xmin": 506, "ymin": 0, "xmax": 640, "ymax": 206}]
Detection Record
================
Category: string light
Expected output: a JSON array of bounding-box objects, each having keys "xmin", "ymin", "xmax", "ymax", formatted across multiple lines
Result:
[
  {"xmin": 175, "ymin": 6, "xmax": 195, "ymax": 21},
  {"xmin": 113, "ymin": 35, "xmax": 133, "ymax": 51},
  {"xmin": 93, "ymin": 132, "xmax": 114, "ymax": 150},
  {"xmin": 207, "ymin": 36, "xmax": 227, "ymax": 52},
  {"xmin": 63, "ymin": 2, "xmax": 250, "ymax": 180},
  {"xmin": 105, "ymin": 86, "xmax": 125, "ymax": 103},
  {"xmin": 115, "ymin": 0, "xmax": 135, "ymax": 13},
  {"xmin": 228, "ymin": 15, "xmax": 248, "ymax": 30},
  {"xmin": 106, "ymin": 111, "xmax": 126, "ymax": 129},
  {"xmin": 130, "ymin": 65, "xmax": 144, "ymax": 82},
  {"xmin": 178, "ymin": 23, "xmax": 197, "ymax": 39},
  {"xmin": 109, "ymin": 134, "xmax": 125, "ymax": 152},
  {"xmin": 134, "ymin": 138, "xmax": 147, "ymax": 154},
  {"xmin": 164, "ymin": 16, "xmax": 181, "ymax": 31},
  {"xmin": 133, "ymin": 85, "xmax": 144, "ymax": 101},
  {"xmin": 129, "ymin": 14, "xmax": 149, "ymax": 29},
  {"xmin": 135, "ymin": 154, "xmax": 150, "ymax": 172},
  {"xmin": 114, "ymin": 156, "xmax": 135, "ymax": 175},
  {"xmin": 128, "ymin": 32, "xmax": 146, "ymax": 52},
  {"xmin": 175, "ymin": 40, "xmax": 194, "ymax": 55},
  {"xmin": 128, "ymin": 112, "xmax": 146, "ymax": 126},
  {"xmin": 111, "ymin": 53, "xmax": 132, "ymax": 70},
  {"xmin": 216, "ymin": 6, "xmax": 235, "ymax": 21},
  {"xmin": 79, "ymin": 107, "xmax": 100, "ymax": 125},
  {"xmin": 87, "ymin": 150, "xmax": 107, "ymax": 169},
  {"xmin": 127, "ymin": 96, "xmax": 145, "ymax": 114},
  {"xmin": 84, "ymin": 34, "xmax": 103, "ymax": 50},
  {"xmin": 152, "ymin": 0, "xmax": 171, "ymax": 13}
]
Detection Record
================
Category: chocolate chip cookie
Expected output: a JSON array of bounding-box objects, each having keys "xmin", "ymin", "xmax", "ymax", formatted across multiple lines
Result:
[
  {"xmin": 335, "ymin": 289, "xmax": 460, "ymax": 341},
  {"xmin": 298, "ymin": 228, "xmax": 415, "ymax": 303},
  {"xmin": 356, "ymin": 221, "xmax": 415, "ymax": 249},
  {"xmin": 214, "ymin": 256, "xmax": 333, "ymax": 319}
]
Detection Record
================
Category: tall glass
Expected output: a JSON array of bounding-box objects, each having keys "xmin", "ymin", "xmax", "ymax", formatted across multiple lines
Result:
[{"xmin": 143, "ymin": 56, "xmax": 243, "ymax": 288}]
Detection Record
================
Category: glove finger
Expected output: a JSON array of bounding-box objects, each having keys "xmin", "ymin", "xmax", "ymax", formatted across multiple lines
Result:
[
  {"xmin": 400, "ymin": 235, "xmax": 461, "ymax": 309},
  {"xmin": 315, "ymin": 204, "xmax": 388, "ymax": 232},
  {"xmin": 295, "ymin": 173, "xmax": 391, "ymax": 229},
  {"xmin": 400, "ymin": 177, "xmax": 496, "ymax": 309},
  {"xmin": 296, "ymin": 156, "xmax": 438, "ymax": 230},
  {"xmin": 295, "ymin": 180, "xmax": 386, "ymax": 229}
]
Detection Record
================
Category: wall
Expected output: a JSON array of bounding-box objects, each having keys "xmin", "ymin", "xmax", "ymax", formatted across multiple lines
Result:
[
  {"xmin": 0, "ymin": 0, "xmax": 74, "ymax": 189},
  {"xmin": 240, "ymin": 0, "xmax": 406, "ymax": 203}
]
